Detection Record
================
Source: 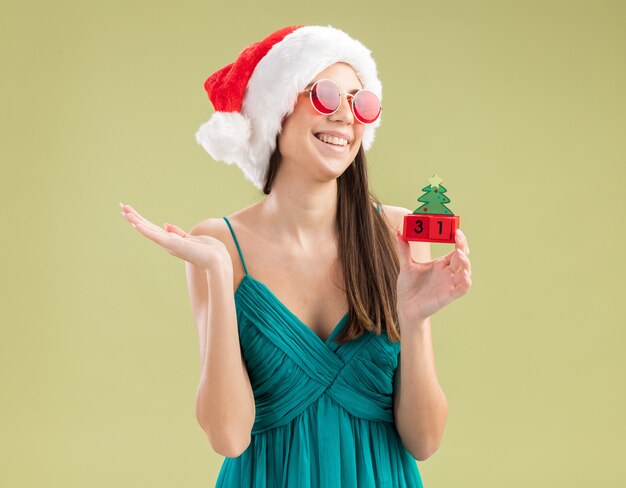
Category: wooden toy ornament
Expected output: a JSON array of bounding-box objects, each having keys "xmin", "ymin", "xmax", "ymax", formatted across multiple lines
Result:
[{"xmin": 402, "ymin": 174, "xmax": 461, "ymax": 243}]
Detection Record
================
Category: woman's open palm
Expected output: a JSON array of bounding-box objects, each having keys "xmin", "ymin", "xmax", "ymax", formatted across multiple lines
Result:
[{"xmin": 119, "ymin": 203, "xmax": 231, "ymax": 272}]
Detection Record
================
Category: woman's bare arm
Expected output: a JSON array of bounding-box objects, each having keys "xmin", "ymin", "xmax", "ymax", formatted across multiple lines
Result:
[
  {"xmin": 185, "ymin": 219, "xmax": 255, "ymax": 458},
  {"xmin": 119, "ymin": 205, "xmax": 255, "ymax": 458}
]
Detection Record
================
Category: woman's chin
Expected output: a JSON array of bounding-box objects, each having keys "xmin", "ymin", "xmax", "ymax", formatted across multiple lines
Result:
[
  {"xmin": 311, "ymin": 135, "xmax": 356, "ymax": 168},
  {"xmin": 315, "ymin": 155, "xmax": 354, "ymax": 181}
]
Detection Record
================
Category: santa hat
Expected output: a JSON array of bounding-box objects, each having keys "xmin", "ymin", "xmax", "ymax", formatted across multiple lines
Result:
[{"xmin": 195, "ymin": 24, "xmax": 383, "ymax": 190}]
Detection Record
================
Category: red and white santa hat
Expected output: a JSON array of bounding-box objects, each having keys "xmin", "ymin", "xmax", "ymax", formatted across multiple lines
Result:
[{"xmin": 195, "ymin": 24, "xmax": 383, "ymax": 190}]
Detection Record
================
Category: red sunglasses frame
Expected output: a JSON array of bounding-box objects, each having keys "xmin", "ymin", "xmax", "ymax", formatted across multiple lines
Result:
[{"xmin": 301, "ymin": 78, "xmax": 382, "ymax": 125}]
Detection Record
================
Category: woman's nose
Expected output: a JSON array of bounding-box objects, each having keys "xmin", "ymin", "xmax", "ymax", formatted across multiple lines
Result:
[{"xmin": 329, "ymin": 94, "xmax": 354, "ymax": 124}]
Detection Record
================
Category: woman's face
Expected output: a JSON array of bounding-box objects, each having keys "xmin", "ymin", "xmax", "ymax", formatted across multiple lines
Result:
[{"xmin": 277, "ymin": 62, "xmax": 365, "ymax": 185}]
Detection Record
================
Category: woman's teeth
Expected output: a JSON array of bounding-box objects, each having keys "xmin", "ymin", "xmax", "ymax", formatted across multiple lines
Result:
[{"xmin": 315, "ymin": 133, "xmax": 348, "ymax": 146}]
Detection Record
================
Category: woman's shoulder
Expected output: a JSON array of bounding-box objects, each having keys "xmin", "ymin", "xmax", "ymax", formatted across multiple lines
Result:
[
  {"xmin": 187, "ymin": 216, "xmax": 248, "ymax": 293},
  {"xmin": 188, "ymin": 203, "xmax": 258, "ymax": 240},
  {"xmin": 375, "ymin": 202, "xmax": 411, "ymax": 233},
  {"xmin": 188, "ymin": 216, "xmax": 230, "ymax": 241},
  {"xmin": 188, "ymin": 203, "xmax": 409, "ymax": 235}
]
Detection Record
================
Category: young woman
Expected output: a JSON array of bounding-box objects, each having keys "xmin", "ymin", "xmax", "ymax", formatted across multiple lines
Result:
[{"xmin": 120, "ymin": 25, "xmax": 471, "ymax": 487}]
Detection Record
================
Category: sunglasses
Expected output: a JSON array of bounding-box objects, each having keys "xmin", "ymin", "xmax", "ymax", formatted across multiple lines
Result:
[{"xmin": 301, "ymin": 79, "xmax": 382, "ymax": 125}]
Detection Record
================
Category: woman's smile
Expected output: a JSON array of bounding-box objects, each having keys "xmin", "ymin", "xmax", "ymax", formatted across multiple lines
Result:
[{"xmin": 311, "ymin": 131, "xmax": 350, "ymax": 153}]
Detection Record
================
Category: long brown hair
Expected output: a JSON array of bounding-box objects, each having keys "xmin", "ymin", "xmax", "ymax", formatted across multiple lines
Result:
[{"xmin": 261, "ymin": 137, "xmax": 402, "ymax": 344}]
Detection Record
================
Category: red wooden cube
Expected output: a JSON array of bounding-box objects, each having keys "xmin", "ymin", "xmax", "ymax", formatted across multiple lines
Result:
[{"xmin": 403, "ymin": 214, "xmax": 461, "ymax": 244}]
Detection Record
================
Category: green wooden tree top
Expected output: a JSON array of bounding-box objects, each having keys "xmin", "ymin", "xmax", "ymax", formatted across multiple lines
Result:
[{"xmin": 413, "ymin": 174, "xmax": 454, "ymax": 215}]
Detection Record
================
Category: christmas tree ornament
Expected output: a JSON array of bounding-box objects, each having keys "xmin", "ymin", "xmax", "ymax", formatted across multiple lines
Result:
[{"xmin": 401, "ymin": 174, "xmax": 461, "ymax": 243}]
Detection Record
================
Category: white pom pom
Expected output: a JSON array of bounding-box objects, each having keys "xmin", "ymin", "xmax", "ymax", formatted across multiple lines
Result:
[{"xmin": 195, "ymin": 112, "xmax": 251, "ymax": 166}]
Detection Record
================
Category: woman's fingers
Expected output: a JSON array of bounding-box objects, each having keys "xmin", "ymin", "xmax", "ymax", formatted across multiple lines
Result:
[
  {"xmin": 451, "ymin": 249, "xmax": 471, "ymax": 277},
  {"xmin": 120, "ymin": 203, "xmax": 192, "ymax": 252},
  {"xmin": 121, "ymin": 203, "xmax": 154, "ymax": 229},
  {"xmin": 119, "ymin": 202, "xmax": 230, "ymax": 270},
  {"xmin": 450, "ymin": 269, "xmax": 471, "ymax": 299},
  {"xmin": 164, "ymin": 223, "xmax": 188, "ymax": 237},
  {"xmin": 121, "ymin": 203, "xmax": 164, "ymax": 235},
  {"xmin": 132, "ymin": 221, "xmax": 175, "ymax": 249},
  {"xmin": 126, "ymin": 212, "xmax": 163, "ymax": 235},
  {"xmin": 447, "ymin": 248, "xmax": 471, "ymax": 276},
  {"xmin": 449, "ymin": 239, "xmax": 472, "ymax": 296},
  {"xmin": 451, "ymin": 266, "xmax": 468, "ymax": 288},
  {"xmin": 455, "ymin": 229, "xmax": 470, "ymax": 255}
]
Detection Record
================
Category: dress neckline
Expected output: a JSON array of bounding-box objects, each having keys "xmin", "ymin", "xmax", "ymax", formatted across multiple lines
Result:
[{"xmin": 235, "ymin": 274, "xmax": 349, "ymax": 345}]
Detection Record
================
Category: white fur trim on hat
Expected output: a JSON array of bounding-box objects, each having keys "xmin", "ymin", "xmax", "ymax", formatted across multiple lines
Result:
[{"xmin": 195, "ymin": 112, "xmax": 265, "ymax": 189}]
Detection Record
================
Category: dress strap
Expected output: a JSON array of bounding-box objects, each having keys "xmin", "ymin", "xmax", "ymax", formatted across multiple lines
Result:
[
  {"xmin": 222, "ymin": 217, "xmax": 249, "ymax": 276},
  {"xmin": 377, "ymin": 203, "xmax": 382, "ymax": 214}
]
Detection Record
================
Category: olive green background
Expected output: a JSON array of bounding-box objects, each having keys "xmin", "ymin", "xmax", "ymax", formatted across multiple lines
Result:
[{"xmin": 1, "ymin": 0, "xmax": 624, "ymax": 486}]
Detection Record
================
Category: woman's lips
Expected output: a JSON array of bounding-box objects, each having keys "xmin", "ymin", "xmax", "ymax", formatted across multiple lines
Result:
[{"xmin": 312, "ymin": 132, "xmax": 349, "ymax": 153}]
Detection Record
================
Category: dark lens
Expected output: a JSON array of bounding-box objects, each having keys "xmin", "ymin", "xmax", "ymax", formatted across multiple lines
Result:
[
  {"xmin": 352, "ymin": 90, "xmax": 381, "ymax": 124},
  {"xmin": 311, "ymin": 80, "xmax": 340, "ymax": 114}
]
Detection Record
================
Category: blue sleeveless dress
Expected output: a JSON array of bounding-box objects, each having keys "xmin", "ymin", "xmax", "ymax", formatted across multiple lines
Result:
[{"xmin": 215, "ymin": 205, "xmax": 424, "ymax": 487}]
